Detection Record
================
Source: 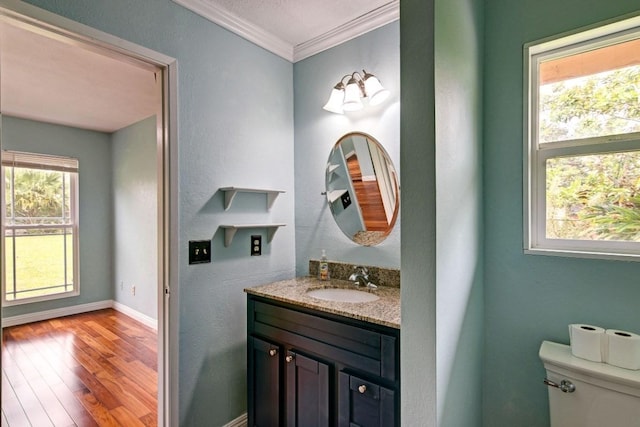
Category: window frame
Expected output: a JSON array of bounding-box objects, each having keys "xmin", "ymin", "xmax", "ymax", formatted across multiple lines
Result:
[
  {"xmin": 1, "ymin": 151, "xmax": 80, "ymax": 305},
  {"xmin": 524, "ymin": 14, "xmax": 640, "ymax": 261}
]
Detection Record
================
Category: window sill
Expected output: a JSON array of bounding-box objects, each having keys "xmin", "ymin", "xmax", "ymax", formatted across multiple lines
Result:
[
  {"xmin": 524, "ymin": 247, "xmax": 640, "ymax": 263},
  {"xmin": 3, "ymin": 289, "xmax": 80, "ymax": 307}
]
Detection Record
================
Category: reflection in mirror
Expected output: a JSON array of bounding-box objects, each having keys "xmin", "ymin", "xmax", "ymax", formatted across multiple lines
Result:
[{"xmin": 325, "ymin": 132, "xmax": 399, "ymax": 246}]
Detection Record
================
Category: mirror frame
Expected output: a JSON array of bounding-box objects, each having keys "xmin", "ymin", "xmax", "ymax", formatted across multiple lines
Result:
[{"xmin": 325, "ymin": 131, "xmax": 399, "ymax": 246}]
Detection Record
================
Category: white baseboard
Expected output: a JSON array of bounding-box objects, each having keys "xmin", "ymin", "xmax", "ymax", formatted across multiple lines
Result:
[
  {"xmin": 223, "ymin": 413, "xmax": 247, "ymax": 427},
  {"xmin": 2, "ymin": 299, "xmax": 158, "ymax": 330},
  {"xmin": 112, "ymin": 301, "xmax": 157, "ymax": 331},
  {"xmin": 1, "ymin": 300, "xmax": 113, "ymax": 327}
]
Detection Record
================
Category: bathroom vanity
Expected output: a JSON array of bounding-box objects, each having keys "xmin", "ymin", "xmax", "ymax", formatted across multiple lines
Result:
[{"xmin": 245, "ymin": 277, "xmax": 400, "ymax": 426}]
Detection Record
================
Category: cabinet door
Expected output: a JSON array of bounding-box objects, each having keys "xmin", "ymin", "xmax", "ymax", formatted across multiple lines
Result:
[
  {"xmin": 285, "ymin": 351, "xmax": 330, "ymax": 427},
  {"xmin": 249, "ymin": 336, "xmax": 281, "ymax": 427},
  {"xmin": 338, "ymin": 372, "xmax": 395, "ymax": 427}
]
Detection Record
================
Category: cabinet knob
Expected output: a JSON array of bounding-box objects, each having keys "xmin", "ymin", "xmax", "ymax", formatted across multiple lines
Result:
[
  {"xmin": 269, "ymin": 349, "xmax": 277, "ymax": 357},
  {"xmin": 285, "ymin": 355, "xmax": 295, "ymax": 363},
  {"xmin": 358, "ymin": 385, "xmax": 367, "ymax": 394}
]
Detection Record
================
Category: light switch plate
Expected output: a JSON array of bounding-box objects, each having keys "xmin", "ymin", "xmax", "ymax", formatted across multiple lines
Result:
[
  {"xmin": 189, "ymin": 240, "xmax": 211, "ymax": 264},
  {"xmin": 341, "ymin": 191, "xmax": 352, "ymax": 209}
]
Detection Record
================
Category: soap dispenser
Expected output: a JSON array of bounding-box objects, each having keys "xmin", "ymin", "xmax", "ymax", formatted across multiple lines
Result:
[{"xmin": 318, "ymin": 250, "xmax": 330, "ymax": 281}]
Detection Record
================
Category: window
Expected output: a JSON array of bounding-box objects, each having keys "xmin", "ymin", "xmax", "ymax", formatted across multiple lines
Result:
[
  {"xmin": 2, "ymin": 151, "xmax": 79, "ymax": 304},
  {"xmin": 525, "ymin": 15, "xmax": 640, "ymax": 260}
]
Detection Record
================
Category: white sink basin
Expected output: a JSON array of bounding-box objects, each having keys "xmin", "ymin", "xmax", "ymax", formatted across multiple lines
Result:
[{"xmin": 306, "ymin": 288, "xmax": 379, "ymax": 303}]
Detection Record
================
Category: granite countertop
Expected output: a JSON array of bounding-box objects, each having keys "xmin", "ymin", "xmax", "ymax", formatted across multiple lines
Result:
[{"xmin": 244, "ymin": 276, "xmax": 400, "ymax": 329}]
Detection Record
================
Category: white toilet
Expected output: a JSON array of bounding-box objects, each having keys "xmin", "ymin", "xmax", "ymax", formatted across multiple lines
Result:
[{"xmin": 539, "ymin": 341, "xmax": 640, "ymax": 427}]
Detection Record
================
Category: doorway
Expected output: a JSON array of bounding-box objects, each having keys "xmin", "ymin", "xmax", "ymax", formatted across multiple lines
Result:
[{"xmin": 0, "ymin": 2, "xmax": 177, "ymax": 425}]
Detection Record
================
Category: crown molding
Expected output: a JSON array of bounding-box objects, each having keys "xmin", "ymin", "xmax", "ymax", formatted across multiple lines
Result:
[
  {"xmin": 172, "ymin": 0, "xmax": 294, "ymax": 61},
  {"xmin": 293, "ymin": 2, "xmax": 399, "ymax": 62},
  {"xmin": 172, "ymin": 0, "xmax": 399, "ymax": 63}
]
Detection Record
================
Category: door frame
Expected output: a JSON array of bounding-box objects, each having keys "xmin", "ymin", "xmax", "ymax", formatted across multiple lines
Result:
[{"xmin": 0, "ymin": 1, "xmax": 179, "ymax": 425}]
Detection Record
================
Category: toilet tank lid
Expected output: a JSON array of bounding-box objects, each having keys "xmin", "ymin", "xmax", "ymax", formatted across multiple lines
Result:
[{"xmin": 539, "ymin": 341, "xmax": 640, "ymax": 389}]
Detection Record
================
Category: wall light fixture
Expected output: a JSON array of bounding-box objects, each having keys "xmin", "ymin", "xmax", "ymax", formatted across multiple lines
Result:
[{"xmin": 323, "ymin": 70, "xmax": 390, "ymax": 114}]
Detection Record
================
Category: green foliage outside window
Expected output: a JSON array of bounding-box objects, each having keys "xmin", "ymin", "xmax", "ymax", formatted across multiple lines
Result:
[
  {"xmin": 4, "ymin": 168, "xmax": 70, "ymax": 229},
  {"xmin": 540, "ymin": 65, "xmax": 640, "ymax": 241},
  {"xmin": 546, "ymin": 152, "xmax": 640, "ymax": 241},
  {"xmin": 539, "ymin": 67, "xmax": 640, "ymax": 143}
]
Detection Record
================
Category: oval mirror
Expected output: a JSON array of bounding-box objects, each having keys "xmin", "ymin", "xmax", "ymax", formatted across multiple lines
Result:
[{"xmin": 325, "ymin": 132, "xmax": 399, "ymax": 246}]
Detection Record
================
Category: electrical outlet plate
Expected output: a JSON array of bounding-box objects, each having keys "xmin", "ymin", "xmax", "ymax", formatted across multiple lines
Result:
[
  {"xmin": 251, "ymin": 235, "xmax": 262, "ymax": 256},
  {"xmin": 189, "ymin": 240, "xmax": 211, "ymax": 264}
]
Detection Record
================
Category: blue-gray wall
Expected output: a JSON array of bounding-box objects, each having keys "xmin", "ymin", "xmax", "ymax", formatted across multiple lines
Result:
[
  {"xmin": 112, "ymin": 116, "xmax": 157, "ymax": 320},
  {"xmin": 435, "ymin": 0, "xmax": 484, "ymax": 425},
  {"xmin": 21, "ymin": 0, "xmax": 296, "ymax": 424},
  {"xmin": 484, "ymin": 1, "xmax": 640, "ymax": 425},
  {"xmin": 400, "ymin": 0, "xmax": 437, "ymax": 424},
  {"xmin": 401, "ymin": 0, "xmax": 485, "ymax": 425},
  {"xmin": 293, "ymin": 22, "xmax": 400, "ymax": 274},
  {"xmin": 1, "ymin": 116, "xmax": 113, "ymax": 317},
  {"xmin": 12, "ymin": 1, "xmax": 639, "ymax": 425}
]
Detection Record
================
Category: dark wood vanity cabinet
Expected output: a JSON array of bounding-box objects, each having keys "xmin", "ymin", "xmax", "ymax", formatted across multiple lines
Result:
[
  {"xmin": 250, "ymin": 335, "xmax": 331, "ymax": 426},
  {"xmin": 247, "ymin": 294, "xmax": 400, "ymax": 427},
  {"xmin": 338, "ymin": 372, "xmax": 396, "ymax": 427},
  {"xmin": 286, "ymin": 350, "xmax": 330, "ymax": 426},
  {"xmin": 249, "ymin": 336, "xmax": 282, "ymax": 426}
]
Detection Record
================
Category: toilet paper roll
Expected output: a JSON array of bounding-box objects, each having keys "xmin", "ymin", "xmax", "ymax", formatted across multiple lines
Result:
[
  {"xmin": 605, "ymin": 329, "xmax": 640, "ymax": 370},
  {"xmin": 569, "ymin": 324, "xmax": 606, "ymax": 362}
]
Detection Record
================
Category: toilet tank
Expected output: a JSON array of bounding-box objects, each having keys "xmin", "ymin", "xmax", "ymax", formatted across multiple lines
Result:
[{"xmin": 539, "ymin": 341, "xmax": 640, "ymax": 427}]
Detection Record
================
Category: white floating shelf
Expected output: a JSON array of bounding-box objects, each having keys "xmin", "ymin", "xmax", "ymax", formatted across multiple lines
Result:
[
  {"xmin": 327, "ymin": 164, "xmax": 341, "ymax": 182},
  {"xmin": 327, "ymin": 164, "xmax": 340, "ymax": 174},
  {"xmin": 220, "ymin": 187, "xmax": 286, "ymax": 211},
  {"xmin": 326, "ymin": 189, "xmax": 348, "ymax": 203},
  {"xmin": 219, "ymin": 223, "xmax": 286, "ymax": 247}
]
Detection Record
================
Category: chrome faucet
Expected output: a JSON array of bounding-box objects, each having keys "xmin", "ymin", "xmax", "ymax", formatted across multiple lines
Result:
[{"xmin": 348, "ymin": 266, "xmax": 377, "ymax": 289}]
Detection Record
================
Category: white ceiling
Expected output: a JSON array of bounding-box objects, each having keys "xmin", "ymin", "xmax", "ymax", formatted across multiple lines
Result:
[
  {"xmin": 0, "ymin": 21, "xmax": 161, "ymax": 133},
  {"xmin": 212, "ymin": 0, "xmax": 393, "ymax": 44},
  {"xmin": 0, "ymin": 1, "xmax": 398, "ymax": 133},
  {"xmin": 0, "ymin": 21, "xmax": 162, "ymax": 132},
  {"xmin": 173, "ymin": 0, "xmax": 399, "ymax": 62}
]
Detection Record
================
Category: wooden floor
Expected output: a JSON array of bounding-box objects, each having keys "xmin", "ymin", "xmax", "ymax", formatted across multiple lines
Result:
[
  {"xmin": 347, "ymin": 155, "xmax": 388, "ymax": 231},
  {"xmin": 1, "ymin": 309, "xmax": 157, "ymax": 426}
]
